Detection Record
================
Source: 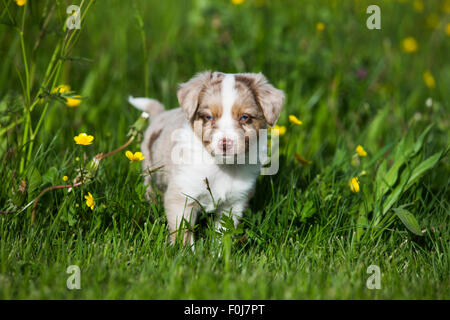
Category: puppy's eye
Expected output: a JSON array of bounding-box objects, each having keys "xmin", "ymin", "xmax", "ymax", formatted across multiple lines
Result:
[
  {"xmin": 240, "ymin": 114, "xmax": 249, "ymax": 122},
  {"xmin": 205, "ymin": 115, "xmax": 214, "ymax": 121}
]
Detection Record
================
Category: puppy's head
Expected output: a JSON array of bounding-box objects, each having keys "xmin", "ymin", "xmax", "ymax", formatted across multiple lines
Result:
[{"xmin": 177, "ymin": 71, "xmax": 285, "ymax": 158}]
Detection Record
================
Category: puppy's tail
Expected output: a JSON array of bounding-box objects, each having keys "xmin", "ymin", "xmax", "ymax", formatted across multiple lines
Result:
[{"xmin": 128, "ymin": 96, "xmax": 165, "ymax": 119}]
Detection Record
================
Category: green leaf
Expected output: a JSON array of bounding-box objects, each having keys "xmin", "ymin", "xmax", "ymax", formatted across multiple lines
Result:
[
  {"xmin": 412, "ymin": 124, "xmax": 433, "ymax": 156},
  {"xmin": 405, "ymin": 151, "xmax": 443, "ymax": 190},
  {"xmin": 26, "ymin": 166, "xmax": 42, "ymax": 200},
  {"xmin": 376, "ymin": 126, "xmax": 437, "ymax": 201},
  {"xmin": 394, "ymin": 208, "xmax": 422, "ymax": 236},
  {"xmin": 300, "ymin": 200, "xmax": 316, "ymax": 221},
  {"xmin": 380, "ymin": 136, "xmax": 408, "ymax": 192},
  {"xmin": 42, "ymin": 166, "xmax": 59, "ymax": 185},
  {"xmin": 381, "ymin": 160, "xmax": 412, "ymax": 215},
  {"xmin": 375, "ymin": 160, "xmax": 388, "ymax": 200}
]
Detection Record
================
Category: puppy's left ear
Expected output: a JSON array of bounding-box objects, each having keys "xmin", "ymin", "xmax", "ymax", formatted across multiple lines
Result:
[
  {"xmin": 177, "ymin": 71, "xmax": 212, "ymax": 121},
  {"xmin": 240, "ymin": 73, "xmax": 285, "ymax": 126}
]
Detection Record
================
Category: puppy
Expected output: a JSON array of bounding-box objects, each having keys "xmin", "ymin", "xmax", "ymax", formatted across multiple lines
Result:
[{"xmin": 129, "ymin": 71, "xmax": 284, "ymax": 246}]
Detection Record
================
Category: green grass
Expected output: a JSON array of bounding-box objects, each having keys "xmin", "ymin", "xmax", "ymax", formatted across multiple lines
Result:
[{"xmin": 0, "ymin": 0, "xmax": 449, "ymax": 299}]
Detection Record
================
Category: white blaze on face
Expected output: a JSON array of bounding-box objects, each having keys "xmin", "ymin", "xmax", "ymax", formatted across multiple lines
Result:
[{"xmin": 213, "ymin": 74, "xmax": 238, "ymax": 154}]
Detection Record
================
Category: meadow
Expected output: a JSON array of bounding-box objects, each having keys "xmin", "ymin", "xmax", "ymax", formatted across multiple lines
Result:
[{"xmin": 0, "ymin": 0, "xmax": 449, "ymax": 299}]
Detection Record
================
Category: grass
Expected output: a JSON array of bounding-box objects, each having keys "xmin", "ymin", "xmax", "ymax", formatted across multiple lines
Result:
[{"xmin": 0, "ymin": 0, "xmax": 449, "ymax": 299}]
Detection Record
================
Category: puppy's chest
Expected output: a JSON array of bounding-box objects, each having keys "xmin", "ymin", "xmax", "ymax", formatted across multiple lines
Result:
[{"xmin": 178, "ymin": 165, "xmax": 258, "ymax": 211}]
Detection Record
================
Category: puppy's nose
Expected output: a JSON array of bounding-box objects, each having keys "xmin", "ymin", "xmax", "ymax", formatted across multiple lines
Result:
[{"xmin": 219, "ymin": 138, "xmax": 233, "ymax": 152}]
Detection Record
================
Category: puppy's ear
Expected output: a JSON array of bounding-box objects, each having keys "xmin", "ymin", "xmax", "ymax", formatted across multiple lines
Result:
[
  {"xmin": 177, "ymin": 71, "xmax": 212, "ymax": 121},
  {"xmin": 238, "ymin": 73, "xmax": 285, "ymax": 126}
]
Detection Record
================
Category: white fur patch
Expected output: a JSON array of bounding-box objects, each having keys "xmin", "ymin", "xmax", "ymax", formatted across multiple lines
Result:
[
  {"xmin": 221, "ymin": 74, "xmax": 237, "ymax": 115},
  {"xmin": 211, "ymin": 74, "xmax": 238, "ymax": 153}
]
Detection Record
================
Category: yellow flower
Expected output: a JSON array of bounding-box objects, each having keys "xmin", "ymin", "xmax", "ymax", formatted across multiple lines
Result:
[
  {"xmin": 84, "ymin": 192, "xmax": 95, "ymax": 210},
  {"xmin": 445, "ymin": 23, "xmax": 450, "ymax": 36},
  {"xmin": 52, "ymin": 84, "xmax": 70, "ymax": 94},
  {"xmin": 66, "ymin": 95, "xmax": 82, "ymax": 107},
  {"xmin": 289, "ymin": 115, "xmax": 303, "ymax": 125},
  {"xmin": 402, "ymin": 37, "xmax": 418, "ymax": 53},
  {"xmin": 125, "ymin": 151, "xmax": 145, "ymax": 162},
  {"xmin": 271, "ymin": 125, "xmax": 286, "ymax": 136},
  {"xmin": 423, "ymin": 70, "xmax": 436, "ymax": 89},
  {"xmin": 349, "ymin": 177, "xmax": 360, "ymax": 193},
  {"xmin": 356, "ymin": 145, "xmax": 367, "ymax": 157},
  {"xmin": 413, "ymin": 0, "xmax": 424, "ymax": 12},
  {"xmin": 74, "ymin": 133, "xmax": 94, "ymax": 145},
  {"xmin": 14, "ymin": 0, "xmax": 26, "ymax": 6},
  {"xmin": 316, "ymin": 22, "xmax": 325, "ymax": 32},
  {"xmin": 63, "ymin": 176, "xmax": 69, "ymax": 182},
  {"xmin": 52, "ymin": 85, "xmax": 82, "ymax": 107},
  {"xmin": 231, "ymin": 0, "xmax": 244, "ymax": 5},
  {"xmin": 75, "ymin": 157, "xmax": 80, "ymax": 162},
  {"xmin": 443, "ymin": 0, "xmax": 450, "ymax": 14}
]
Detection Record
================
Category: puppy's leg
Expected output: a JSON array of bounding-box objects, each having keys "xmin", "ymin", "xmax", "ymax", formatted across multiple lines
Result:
[{"xmin": 164, "ymin": 185, "xmax": 198, "ymax": 246}]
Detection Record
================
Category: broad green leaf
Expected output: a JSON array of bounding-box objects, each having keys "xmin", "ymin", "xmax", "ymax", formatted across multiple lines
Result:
[
  {"xmin": 381, "ymin": 137, "xmax": 408, "ymax": 191},
  {"xmin": 26, "ymin": 166, "xmax": 42, "ymax": 200},
  {"xmin": 376, "ymin": 125, "xmax": 435, "ymax": 200},
  {"xmin": 405, "ymin": 151, "xmax": 443, "ymax": 190},
  {"xmin": 375, "ymin": 159, "xmax": 388, "ymax": 200},
  {"xmin": 381, "ymin": 161, "xmax": 412, "ymax": 215},
  {"xmin": 381, "ymin": 151, "xmax": 441, "ymax": 216},
  {"xmin": 42, "ymin": 166, "xmax": 59, "ymax": 185},
  {"xmin": 394, "ymin": 208, "xmax": 422, "ymax": 236},
  {"xmin": 300, "ymin": 200, "xmax": 316, "ymax": 221},
  {"xmin": 412, "ymin": 124, "xmax": 433, "ymax": 156}
]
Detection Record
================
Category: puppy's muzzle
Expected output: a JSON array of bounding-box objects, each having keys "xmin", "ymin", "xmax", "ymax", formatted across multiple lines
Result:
[{"xmin": 219, "ymin": 138, "xmax": 234, "ymax": 153}]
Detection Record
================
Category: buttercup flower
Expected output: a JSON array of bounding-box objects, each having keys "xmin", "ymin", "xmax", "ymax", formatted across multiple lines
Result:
[
  {"xmin": 53, "ymin": 85, "xmax": 82, "ymax": 107},
  {"xmin": 66, "ymin": 95, "xmax": 82, "ymax": 107},
  {"xmin": 349, "ymin": 177, "xmax": 360, "ymax": 193},
  {"xmin": 271, "ymin": 125, "xmax": 286, "ymax": 136},
  {"xmin": 63, "ymin": 176, "xmax": 69, "ymax": 182},
  {"xmin": 316, "ymin": 22, "xmax": 325, "ymax": 32},
  {"xmin": 75, "ymin": 157, "xmax": 80, "ymax": 161},
  {"xmin": 356, "ymin": 145, "xmax": 367, "ymax": 157},
  {"xmin": 84, "ymin": 192, "xmax": 95, "ymax": 210},
  {"xmin": 413, "ymin": 0, "xmax": 424, "ymax": 12},
  {"xmin": 125, "ymin": 151, "xmax": 145, "ymax": 162},
  {"xmin": 423, "ymin": 70, "xmax": 436, "ymax": 89},
  {"xmin": 289, "ymin": 115, "xmax": 303, "ymax": 125},
  {"xmin": 14, "ymin": 0, "xmax": 26, "ymax": 6},
  {"xmin": 53, "ymin": 84, "xmax": 70, "ymax": 94},
  {"xmin": 74, "ymin": 133, "xmax": 94, "ymax": 145},
  {"xmin": 443, "ymin": 0, "xmax": 450, "ymax": 14},
  {"xmin": 446, "ymin": 23, "xmax": 450, "ymax": 36},
  {"xmin": 402, "ymin": 37, "xmax": 418, "ymax": 53},
  {"xmin": 231, "ymin": 0, "xmax": 244, "ymax": 5}
]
